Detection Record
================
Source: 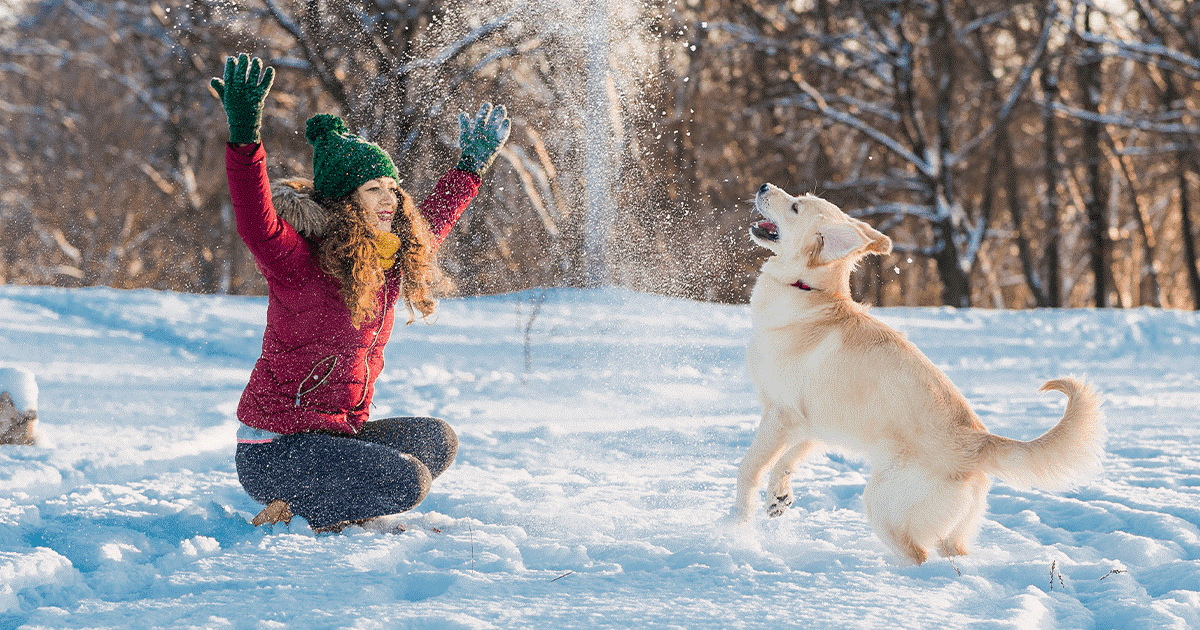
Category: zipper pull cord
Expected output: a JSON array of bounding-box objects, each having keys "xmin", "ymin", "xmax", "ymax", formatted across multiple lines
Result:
[{"xmin": 295, "ymin": 356, "xmax": 338, "ymax": 407}]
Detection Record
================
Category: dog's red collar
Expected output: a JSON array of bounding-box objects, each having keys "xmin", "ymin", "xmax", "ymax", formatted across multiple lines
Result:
[{"xmin": 791, "ymin": 280, "xmax": 816, "ymax": 291}]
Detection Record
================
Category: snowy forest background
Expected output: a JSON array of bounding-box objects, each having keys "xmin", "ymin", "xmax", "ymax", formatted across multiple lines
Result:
[{"xmin": 2, "ymin": 0, "xmax": 1200, "ymax": 309}]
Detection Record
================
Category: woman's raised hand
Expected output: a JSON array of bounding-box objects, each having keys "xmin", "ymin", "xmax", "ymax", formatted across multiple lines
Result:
[
  {"xmin": 210, "ymin": 54, "xmax": 275, "ymax": 145},
  {"xmin": 456, "ymin": 103, "xmax": 511, "ymax": 176}
]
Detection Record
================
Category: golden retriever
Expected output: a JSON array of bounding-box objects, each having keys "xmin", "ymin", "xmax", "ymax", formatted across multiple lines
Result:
[{"xmin": 732, "ymin": 184, "xmax": 1104, "ymax": 565}]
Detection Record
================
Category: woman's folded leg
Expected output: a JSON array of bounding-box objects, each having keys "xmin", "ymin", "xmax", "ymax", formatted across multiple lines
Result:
[
  {"xmin": 236, "ymin": 432, "xmax": 432, "ymax": 529},
  {"xmin": 353, "ymin": 416, "xmax": 458, "ymax": 479}
]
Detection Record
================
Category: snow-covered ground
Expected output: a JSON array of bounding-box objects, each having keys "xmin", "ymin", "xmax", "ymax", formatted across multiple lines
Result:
[{"xmin": 1, "ymin": 285, "xmax": 1198, "ymax": 629}]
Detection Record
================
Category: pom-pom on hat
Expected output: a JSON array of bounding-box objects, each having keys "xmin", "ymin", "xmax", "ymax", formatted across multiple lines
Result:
[{"xmin": 305, "ymin": 114, "xmax": 399, "ymax": 200}]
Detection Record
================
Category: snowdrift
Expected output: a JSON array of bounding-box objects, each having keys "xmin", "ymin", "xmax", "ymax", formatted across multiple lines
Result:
[{"xmin": 1, "ymin": 286, "xmax": 1198, "ymax": 629}]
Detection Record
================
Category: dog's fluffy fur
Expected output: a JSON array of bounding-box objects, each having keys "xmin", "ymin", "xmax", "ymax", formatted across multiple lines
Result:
[{"xmin": 732, "ymin": 184, "xmax": 1104, "ymax": 565}]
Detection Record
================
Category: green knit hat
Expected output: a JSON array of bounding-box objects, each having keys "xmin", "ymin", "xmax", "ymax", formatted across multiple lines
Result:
[{"xmin": 305, "ymin": 114, "xmax": 399, "ymax": 200}]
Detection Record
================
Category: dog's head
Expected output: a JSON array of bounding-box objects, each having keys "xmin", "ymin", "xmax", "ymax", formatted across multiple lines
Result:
[{"xmin": 751, "ymin": 184, "xmax": 891, "ymax": 292}]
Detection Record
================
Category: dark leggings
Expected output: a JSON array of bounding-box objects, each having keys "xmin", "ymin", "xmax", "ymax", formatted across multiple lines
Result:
[{"xmin": 236, "ymin": 417, "xmax": 457, "ymax": 529}]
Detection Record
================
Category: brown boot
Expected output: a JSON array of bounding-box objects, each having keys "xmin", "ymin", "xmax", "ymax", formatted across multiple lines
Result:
[{"xmin": 250, "ymin": 500, "xmax": 293, "ymax": 526}]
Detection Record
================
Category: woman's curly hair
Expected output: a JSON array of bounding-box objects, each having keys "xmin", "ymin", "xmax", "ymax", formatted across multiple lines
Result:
[{"xmin": 316, "ymin": 188, "xmax": 438, "ymax": 327}]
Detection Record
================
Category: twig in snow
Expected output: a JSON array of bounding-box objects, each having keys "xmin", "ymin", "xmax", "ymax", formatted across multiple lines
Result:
[
  {"xmin": 1099, "ymin": 568, "xmax": 1126, "ymax": 581},
  {"xmin": 468, "ymin": 517, "xmax": 476, "ymax": 571},
  {"xmin": 1049, "ymin": 560, "xmax": 1066, "ymax": 591},
  {"xmin": 550, "ymin": 571, "xmax": 574, "ymax": 582}
]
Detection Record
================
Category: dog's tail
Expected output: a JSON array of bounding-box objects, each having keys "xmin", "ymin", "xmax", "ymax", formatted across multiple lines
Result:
[{"xmin": 981, "ymin": 378, "xmax": 1104, "ymax": 491}]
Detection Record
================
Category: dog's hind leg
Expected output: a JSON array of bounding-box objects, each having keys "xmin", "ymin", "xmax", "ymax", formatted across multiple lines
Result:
[
  {"xmin": 765, "ymin": 440, "xmax": 816, "ymax": 517},
  {"xmin": 863, "ymin": 466, "xmax": 936, "ymax": 565},
  {"xmin": 733, "ymin": 409, "xmax": 795, "ymax": 522},
  {"xmin": 938, "ymin": 472, "xmax": 990, "ymax": 558}
]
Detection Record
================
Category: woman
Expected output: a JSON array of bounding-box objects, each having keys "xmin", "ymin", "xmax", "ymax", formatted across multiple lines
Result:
[{"xmin": 211, "ymin": 54, "xmax": 509, "ymax": 532}]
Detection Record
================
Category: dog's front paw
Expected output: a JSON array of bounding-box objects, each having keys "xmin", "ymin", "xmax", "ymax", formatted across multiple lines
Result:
[{"xmin": 766, "ymin": 493, "xmax": 794, "ymax": 518}]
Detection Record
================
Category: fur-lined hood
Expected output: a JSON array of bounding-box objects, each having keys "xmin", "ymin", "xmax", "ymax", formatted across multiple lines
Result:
[{"xmin": 271, "ymin": 178, "xmax": 330, "ymax": 239}]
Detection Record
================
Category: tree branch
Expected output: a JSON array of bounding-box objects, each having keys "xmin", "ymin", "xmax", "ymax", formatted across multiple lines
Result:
[
  {"xmin": 1047, "ymin": 100, "xmax": 1200, "ymax": 134},
  {"xmin": 392, "ymin": 4, "xmax": 525, "ymax": 78},
  {"xmin": 765, "ymin": 92, "xmax": 933, "ymax": 177},
  {"xmin": 1, "ymin": 41, "xmax": 170, "ymax": 121},
  {"xmin": 261, "ymin": 0, "xmax": 350, "ymax": 107},
  {"xmin": 952, "ymin": 0, "xmax": 1057, "ymax": 165}
]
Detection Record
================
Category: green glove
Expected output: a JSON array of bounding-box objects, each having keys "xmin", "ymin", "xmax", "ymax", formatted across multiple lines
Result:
[
  {"xmin": 210, "ymin": 54, "xmax": 274, "ymax": 144},
  {"xmin": 456, "ymin": 103, "xmax": 511, "ymax": 176}
]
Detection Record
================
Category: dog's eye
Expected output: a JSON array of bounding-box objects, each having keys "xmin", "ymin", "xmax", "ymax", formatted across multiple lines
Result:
[{"xmin": 791, "ymin": 202, "xmax": 800, "ymax": 214}]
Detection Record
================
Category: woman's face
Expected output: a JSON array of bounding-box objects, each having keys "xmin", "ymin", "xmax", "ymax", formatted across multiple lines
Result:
[{"xmin": 353, "ymin": 176, "xmax": 399, "ymax": 232}]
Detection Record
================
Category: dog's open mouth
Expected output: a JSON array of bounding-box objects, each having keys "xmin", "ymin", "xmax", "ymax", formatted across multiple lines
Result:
[{"xmin": 751, "ymin": 220, "xmax": 779, "ymax": 242}]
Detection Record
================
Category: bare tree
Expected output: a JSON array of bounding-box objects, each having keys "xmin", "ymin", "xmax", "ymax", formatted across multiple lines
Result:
[
  {"xmin": 711, "ymin": 1, "xmax": 1059, "ymax": 306},
  {"xmin": 1039, "ymin": 37, "xmax": 1065, "ymax": 307},
  {"xmin": 1074, "ymin": 5, "xmax": 1113, "ymax": 306},
  {"xmin": 1129, "ymin": 0, "xmax": 1200, "ymax": 308},
  {"xmin": 0, "ymin": 1, "xmax": 294, "ymax": 293},
  {"xmin": 5, "ymin": 0, "xmax": 1200, "ymax": 310}
]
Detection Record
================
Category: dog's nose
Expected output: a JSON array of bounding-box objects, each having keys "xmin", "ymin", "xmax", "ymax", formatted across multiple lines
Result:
[{"xmin": 759, "ymin": 183, "xmax": 770, "ymax": 193}]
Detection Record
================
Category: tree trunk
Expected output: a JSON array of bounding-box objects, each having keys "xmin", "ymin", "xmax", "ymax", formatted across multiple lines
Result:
[
  {"xmin": 1107, "ymin": 137, "xmax": 1162, "ymax": 307},
  {"xmin": 930, "ymin": 0, "xmax": 971, "ymax": 308},
  {"xmin": 1002, "ymin": 131, "xmax": 1048, "ymax": 306},
  {"xmin": 1158, "ymin": 66, "xmax": 1200, "ymax": 310},
  {"xmin": 1181, "ymin": 152, "xmax": 1200, "ymax": 310},
  {"xmin": 1039, "ymin": 29, "xmax": 1062, "ymax": 307},
  {"xmin": 1076, "ymin": 13, "xmax": 1111, "ymax": 307},
  {"xmin": 932, "ymin": 213, "xmax": 972, "ymax": 308}
]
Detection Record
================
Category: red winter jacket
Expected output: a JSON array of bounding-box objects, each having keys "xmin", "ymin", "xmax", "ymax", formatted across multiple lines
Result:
[{"xmin": 226, "ymin": 143, "xmax": 480, "ymax": 435}]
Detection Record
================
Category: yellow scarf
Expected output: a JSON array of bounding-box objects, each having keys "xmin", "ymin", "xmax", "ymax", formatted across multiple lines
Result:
[{"xmin": 376, "ymin": 232, "xmax": 400, "ymax": 270}]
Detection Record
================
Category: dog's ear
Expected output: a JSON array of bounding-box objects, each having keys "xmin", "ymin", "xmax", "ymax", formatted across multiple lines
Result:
[
  {"xmin": 817, "ymin": 220, "xmax": 891, "ymax": 263},
  {"xmin": 860, "ymin": 220, "xmax": 892, "ymax": 256}
]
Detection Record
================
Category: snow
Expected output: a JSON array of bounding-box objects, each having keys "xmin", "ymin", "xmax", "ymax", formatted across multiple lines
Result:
[
  {"xmin": 0, "ymin": 284, "xmax": 1198, "ymax": 629},
  {"xmin": 0, "ymin": 366, "xmax": 37, "ymax": 412}
]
